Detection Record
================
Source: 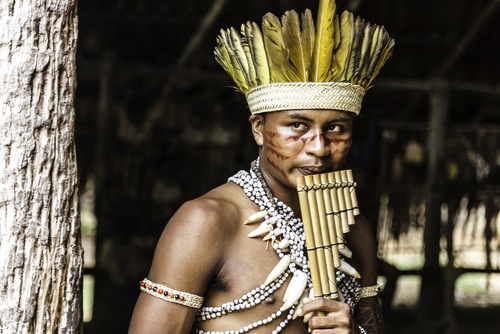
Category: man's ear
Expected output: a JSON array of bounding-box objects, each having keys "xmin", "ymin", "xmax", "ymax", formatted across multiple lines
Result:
[{"xmin": 249, "ymin": 114, "xmax": 264, "ymax": 146}]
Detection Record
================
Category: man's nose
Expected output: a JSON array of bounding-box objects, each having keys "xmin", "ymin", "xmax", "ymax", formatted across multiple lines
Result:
[{"xmin": 305, "ymin": 132, "xmax": 330, "ymax": 157}]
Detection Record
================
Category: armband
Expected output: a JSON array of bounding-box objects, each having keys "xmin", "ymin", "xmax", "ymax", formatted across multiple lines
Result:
[
  {"xmin": 139, "ymin": 278, "xmax": 204, "ymax": 309},
  {"xmin": 359, "ymin": 284, "xmax": 381, "ymax": 299}
]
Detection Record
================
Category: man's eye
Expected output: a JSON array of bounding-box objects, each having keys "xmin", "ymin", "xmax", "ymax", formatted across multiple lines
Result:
[
  {"xmin": 327, "ymin": 124, "xmax": 342, "ymax": 132},
  {"xmin": 291, "ymin": 122, "xmax": 307, "ymax": 130}
]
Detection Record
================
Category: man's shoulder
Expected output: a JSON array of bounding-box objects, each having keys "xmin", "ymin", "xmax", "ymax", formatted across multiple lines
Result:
[{"xmin": 169, "ymin": 182, "xmax": 249, "ymax": 232}]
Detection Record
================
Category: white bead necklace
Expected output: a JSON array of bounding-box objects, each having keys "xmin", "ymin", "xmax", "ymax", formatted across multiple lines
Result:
[
  {"xmin": 232, "ymin": 159, "xmax": 311, "ymax": 281},
  {"xmin": 195, "ymin": 271, "xmax": 289, "ymax": 321},
  {"xmin": 194, "ymin": 159, "xmax": 311, "ymax": 334}
]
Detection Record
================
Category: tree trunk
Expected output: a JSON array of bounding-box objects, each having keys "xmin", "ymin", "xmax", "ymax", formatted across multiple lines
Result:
[{"xmin": 0, "ymin": 1, "xmax": 82, "ymax": 333}]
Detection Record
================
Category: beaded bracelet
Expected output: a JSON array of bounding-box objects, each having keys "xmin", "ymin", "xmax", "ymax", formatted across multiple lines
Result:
[
  {"xmin": 139, "ymin": 278, "xmax": 204, "ymax": 309},
  {"xmin": 359, "ymin": 284, "xmax": 381, "ymax": 298}
]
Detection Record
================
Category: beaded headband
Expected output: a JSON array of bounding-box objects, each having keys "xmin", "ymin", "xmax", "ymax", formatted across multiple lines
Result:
[{"xmin": 214, "ymin": 0, "xmax": 394, "ymax": 115}]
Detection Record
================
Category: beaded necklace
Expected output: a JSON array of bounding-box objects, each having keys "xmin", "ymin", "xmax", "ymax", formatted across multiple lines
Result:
[
  {"xmin": 232, "ymin": 159, "xmax": 312, "ymax": 281},
  {"xmin": 194, "ymin": 159, "xmax": 360, "ymax": 334}
]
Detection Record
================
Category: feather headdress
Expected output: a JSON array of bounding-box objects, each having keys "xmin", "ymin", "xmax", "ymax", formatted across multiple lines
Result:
[{"xmin": 214, "ymin": 0, "xmax": 394, "ymax": 115}]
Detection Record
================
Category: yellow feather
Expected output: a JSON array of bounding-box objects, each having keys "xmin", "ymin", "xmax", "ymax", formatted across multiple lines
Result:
[
  {"xmin": 357, "ymin": 22, "xmax": 374, "ymax": 86},
  {"xmin": 360, "ymin": 24, "xmax": 383, "ymax": 87},
  {"xmin": 228, "ymin": 27, "xmax": 252, "ymax": 90},
  {"xmin": 310, "ymin": 0, "xmax": 336, "ymax": 82},
  {"xmin": 262, "ymin": 13, "xmax": 290, "ymax": 83},
  {"xmin": 345, "ymin": 16, "xmax": 364, "ymax": 83},
  {"xmin": 301, "ymin": 9, "xmax": 316, "ymax": 80},
  {"xmin": 244, "ymin": 21, "xmax": 270, "ymax": 85},
  {"xmin": 301, "ymin": 10, "xmax": 315, "ymax": 53},
  {"xmin": 328, "ymin": 13, "xmax": 342, "ymax": 80},
  {"xmin": 367, "ymin": 36, "xmax": 394, "ymax": 88},
  {"xmin": 214, "ymin": 34, "xmax": 231, "ymax": 72},
  {"xmin": 218, "ymin": 29, "xmax": 248, "ymax": 93},
  {"xmin": 215, "ymin": 31, "xmax": 245, "ymax": 92},
  {"xmin": 282, "ymin": 10, "xmax": 309, "ymax": 81},
  {"xmin": 333, "ymin": 13, "xmax": 341, "ymax": 50},
  {"xmin": 335, "ymin": 11, "xmax": 354, "ymax": 81},
  {"xmin": 240, "ymin": 24, "xmax": 257, "ymax": 88}
]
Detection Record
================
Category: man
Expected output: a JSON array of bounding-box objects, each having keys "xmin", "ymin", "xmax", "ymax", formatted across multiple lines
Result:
[{"xmin": 129, "ymin": 0, "xmax": 394, "ymax": 333}]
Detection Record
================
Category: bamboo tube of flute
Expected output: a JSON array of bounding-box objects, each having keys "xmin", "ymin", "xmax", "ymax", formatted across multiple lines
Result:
[
  {"xmin": 312, "ymin": 174, "xmax": 339, "ymax": 299},
  {"xmin": 297, "ymin": 176, "xmax": 325, "ymax": 314},
  {"xmin": 346, "ymin": 169, "xmax": 360, "ymax": 216},
  {"xmin": 334, "ymin": 171, "xmax": 349, "ymax": 233},
  {"xmin": 340, "ymin": 170, "xmax": 355, "ymax": 226},
  {"xmin": 304, "ymin": 175, "xmax": 331, "ymax": 299},
  {"xmin": 320, "ymin": 173, "xmax": 341, "ymax": 269},
  {"xmin": 327, "ymin": 172, "xmax": 346, "ymax": 251}
]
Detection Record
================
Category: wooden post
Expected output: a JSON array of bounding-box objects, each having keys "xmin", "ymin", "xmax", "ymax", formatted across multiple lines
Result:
[{"xmin": 418, "ymin": 80, "xmax": 448, "ymax": 324}]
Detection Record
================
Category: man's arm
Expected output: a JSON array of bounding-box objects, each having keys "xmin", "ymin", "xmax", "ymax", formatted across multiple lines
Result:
[
  {"xmin": 128, "ymin": 199, "xmax": 228, "ymax": 334},
  {"xmin": 345, "ymin": 215, "xmax": 379, "ymax": 286},
  {"xmin": 354, "ymin": 296, "xmax": 385, "ymax": 334},
  {"xmin": 345, "ymin": 214, "xmax": 385, "ymax": 333}
]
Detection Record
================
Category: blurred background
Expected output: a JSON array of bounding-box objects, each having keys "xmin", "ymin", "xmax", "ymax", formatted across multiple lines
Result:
[{"xmin": 75, "ymin": 0, "xmax": 500, "ymax": 333}]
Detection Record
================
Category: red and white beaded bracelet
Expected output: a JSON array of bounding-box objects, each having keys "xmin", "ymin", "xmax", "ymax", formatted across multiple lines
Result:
[{"xmin": 139, "ymin": 278, "xmax": 204, "ymax": 309}]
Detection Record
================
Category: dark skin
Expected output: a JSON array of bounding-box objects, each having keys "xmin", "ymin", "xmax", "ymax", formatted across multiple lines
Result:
[{"xmin": 129, "ymin": 109, "xmax": 379, "ymax": 333}]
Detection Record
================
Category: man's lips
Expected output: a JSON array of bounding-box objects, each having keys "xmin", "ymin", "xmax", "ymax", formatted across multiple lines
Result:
[{"xmin": 297, "ymin": 166, "xmax": 329, "ymax": 175}]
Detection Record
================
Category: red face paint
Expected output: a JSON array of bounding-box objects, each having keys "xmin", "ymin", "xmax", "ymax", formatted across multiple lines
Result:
[{"xmin": 257, "ymin": 109, "xmax": 354, "ymax": 195}]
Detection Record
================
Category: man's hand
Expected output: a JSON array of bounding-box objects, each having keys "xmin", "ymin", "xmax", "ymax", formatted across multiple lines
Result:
[{"xmin": 297, "ymin": 298, "xmax": 361, "ymax": 333}]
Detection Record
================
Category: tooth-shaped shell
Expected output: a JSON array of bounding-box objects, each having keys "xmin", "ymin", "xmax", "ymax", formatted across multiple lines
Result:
[
  {"xmin": 243, "ymin": 211, "xmax": 268, "ymax": 225},
  {"xmin": 264, "ymin": 255, "xmax": 291, "ymax": 285},
  {"xmin": 301, "ymin": 288, "xmax": 316, "ymax": 323},
  {"xmin": 262, "ymin": 228, "xmax": 284, "ymax": 241},
  {"xmin": 247, "ymin": 222, "xmax": 270, "ymax": 238},
  {"xmin": 338, "ymin": 259, "xmax": 360, "ymax": 278},
  {"xmin": 338, "ymin": 287, "xmax": 345, "ymax": 302},
  {"xmin": 280, "ymin": 270, "xmax": 308, "ymax": 311},
  {"xmin": 292, "ymin": 257, "xmax": 305, "ymax": 268},
  {"xmin": 339, "ymin": 246, "xmax": 352, "ymax": 258},
  {"xmin": 268, "ymin": 216, "xmax": 278, "ymax": 226},
  {"xmin": 292, "ymin": 288, "xmax": 309, "ymax": 320},
  {"xmin": 278, "ymin": 239, "xmax": 290, "ymax": 250},
  {"xmin": 308, "ymin": 287, "xmax": 315, "ymax": 299},
  {"xmin": 303, "ymin": 310, "xmax": 314, "ymax": 323}
]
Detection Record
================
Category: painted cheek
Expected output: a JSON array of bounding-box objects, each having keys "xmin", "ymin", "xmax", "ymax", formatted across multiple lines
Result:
[
  {"xmin": 265, "ymin": 131, "xmax": 304, "ymax": 160},
  {"xmin": 266, "ymin": 157, "xmax": 286, "ymax": 178},
  {"xmin": 330, "ymin": 137, "xmax": 352, "ymax": 155},
  {"xmin": 264, "ymin": 131, "xmax": 303, "ymax": 178}
]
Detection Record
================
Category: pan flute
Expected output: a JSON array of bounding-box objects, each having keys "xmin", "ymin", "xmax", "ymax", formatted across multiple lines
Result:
[{"xmin": 296, "ymin": 169, "xmax": 360, "ymax": 301}]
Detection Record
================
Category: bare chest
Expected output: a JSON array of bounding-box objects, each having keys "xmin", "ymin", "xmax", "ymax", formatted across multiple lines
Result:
[{"xmin": 196, "ymin": 225, "xmax": 308, "ymax": 333}]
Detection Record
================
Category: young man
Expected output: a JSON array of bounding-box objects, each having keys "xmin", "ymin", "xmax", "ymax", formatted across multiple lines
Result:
[{"xmin": 129, "ymin": 0, "xmax": 394, "ymax": 333}]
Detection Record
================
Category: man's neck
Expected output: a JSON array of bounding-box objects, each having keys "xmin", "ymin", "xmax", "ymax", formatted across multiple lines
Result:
[{"xmin": 259, "ymin": 166, "xmax": 302, "ymax": 216}]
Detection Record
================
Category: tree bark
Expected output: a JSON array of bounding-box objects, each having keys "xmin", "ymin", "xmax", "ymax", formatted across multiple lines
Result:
[{"xmin": 0, "ymin": 1, "xmax": 82, "ymax": 333}]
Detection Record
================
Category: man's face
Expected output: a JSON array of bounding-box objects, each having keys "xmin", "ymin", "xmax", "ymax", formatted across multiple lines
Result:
[{"xmin": 251, "ymin": 109, "xmax": 353, "ymax": 190}]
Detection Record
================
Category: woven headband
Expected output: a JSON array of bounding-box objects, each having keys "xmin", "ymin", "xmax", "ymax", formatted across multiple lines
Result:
[{"xmin": 246, "ymin": 82, "xmax": 365, "ymax": 115}]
